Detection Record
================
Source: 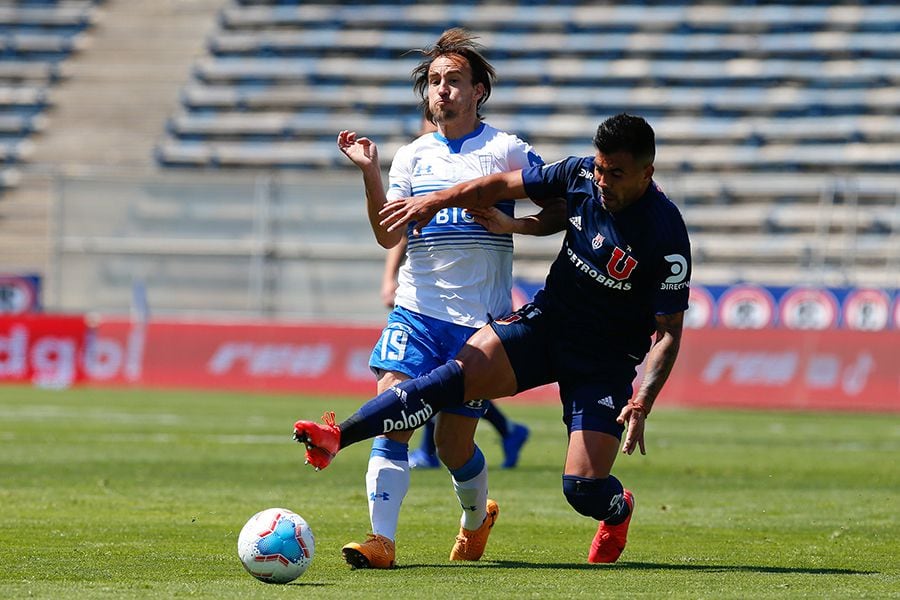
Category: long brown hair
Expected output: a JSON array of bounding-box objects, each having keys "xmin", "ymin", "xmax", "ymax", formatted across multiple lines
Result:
[{"xmin": 411, "ymin": 28, "xmax": 496, "ymax": 122}]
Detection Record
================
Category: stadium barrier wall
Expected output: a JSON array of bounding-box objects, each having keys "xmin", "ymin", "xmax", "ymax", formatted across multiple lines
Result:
[{"xmin": 0, "ymin": 315, "xmax": 897, "ymax": 412}]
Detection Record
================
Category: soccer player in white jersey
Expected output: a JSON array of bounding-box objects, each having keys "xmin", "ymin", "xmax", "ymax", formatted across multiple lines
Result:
[
  {"xmin": 334, "ymin": 28, "xmax": 564, "ymax": 569},
  {"xmin": 381, "ymin": 234, "xmax": 531, "ymax": 472}
]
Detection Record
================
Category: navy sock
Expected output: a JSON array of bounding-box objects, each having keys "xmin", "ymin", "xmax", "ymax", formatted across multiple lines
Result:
[
  {"xmin": 562, "ymin": 474, "xmax": 629, "ymax": 523},
  {"xmin": 601, "ymin": 475, "xmax": 630, "ymax": 525},
  {"xmin": 482, "ymin": 400, "xmax": 510, "ymax": 437},
  {"xmin": 338, "ymin": 360, "xmax": 464, "ymax": 448},
  {"xmin": 418, "ymin": 417, "xmax": 437, "ymax": 455}
]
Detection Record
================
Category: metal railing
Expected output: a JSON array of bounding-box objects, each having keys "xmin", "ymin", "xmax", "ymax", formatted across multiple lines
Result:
[{"xmin": 48, "ymin": 170, "xmax": 899, "ymax": 321}]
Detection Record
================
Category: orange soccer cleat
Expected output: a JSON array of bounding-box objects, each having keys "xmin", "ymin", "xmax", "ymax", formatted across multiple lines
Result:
[
  {"xmin": 449, "ymin": 499, "xmax": 499, "ymax": 561},
  {"xmin": 341, "ymin": 534, "xmax": 396, "ymax": 569},
  {"xmin": 292, "ymin": 411, "xmax": 341, "ymax": 470},
  {"xmin": 588, "ymin": 489, "xmax": 634, "ymax": 563}
]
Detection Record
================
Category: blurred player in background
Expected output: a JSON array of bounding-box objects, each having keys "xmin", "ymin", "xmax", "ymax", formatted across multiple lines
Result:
[
  {"xmin": 381, "ymin": 234, "xmax": 530, "ymax": 471},
  {"xmin": 333, "ymin": 29, "xmax": 564, "ymax": 569},
  {"xmin": 297, "ymin": 113, "xmax": 691, "ymax": 564}
]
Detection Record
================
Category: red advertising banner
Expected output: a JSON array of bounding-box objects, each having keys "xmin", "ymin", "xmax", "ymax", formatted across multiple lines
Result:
[
  {"xmin": 1, "ymin": 315, "xmax": 897, "ymax": 412},
  {"xmin": 87, "ymin": 318, "xmax": 381, "ymax": 396},
  {"xmin": 0, "ymin": 314, "xmax": 87, "ymax": 387},
  {"xmin": 663, "ymin": 328, "xmax": 899, "ymax": 412}
]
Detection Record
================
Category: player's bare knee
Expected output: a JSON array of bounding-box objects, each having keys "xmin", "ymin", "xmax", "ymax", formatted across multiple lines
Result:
[
  {"xmin": 433, "ymin": 417, "xmax": 476, "ymax": 469},
  {"xmin": 435, "ymin": 437, "xmax": 475, "ymax": 470}
]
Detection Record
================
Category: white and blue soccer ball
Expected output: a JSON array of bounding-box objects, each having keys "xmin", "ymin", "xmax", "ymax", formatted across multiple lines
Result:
[{"xmin": 237, "ymin": 507, "xmax": 315, "ymax": 584}]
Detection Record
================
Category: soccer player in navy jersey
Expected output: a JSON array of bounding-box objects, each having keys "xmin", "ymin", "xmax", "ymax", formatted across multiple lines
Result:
[
  {"xmin": 297, "ymin": 113, "xmax": 690, "ymax": 563},
  {"xmin": 331, "ymin": 29, "xmax": 564, "ymax": 569}
]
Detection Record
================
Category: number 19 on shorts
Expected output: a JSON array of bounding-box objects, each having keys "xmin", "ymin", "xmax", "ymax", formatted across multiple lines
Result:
[{"xmin": 380, "ymin": 327, "xmax": 408, "ymax": 361}]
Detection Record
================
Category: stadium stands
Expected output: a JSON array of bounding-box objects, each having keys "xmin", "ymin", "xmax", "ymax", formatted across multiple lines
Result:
[
  {"xmin": 1, "ymin": 1, "xmax": 893, "ymax": 317},
  {"xmin": 153, "ymin": 0, "xmax": 899, "ymax": 291},
  {"xmin": 0, "ymin": 0, "xmax": 100, "ymax": 191},
  {"xmin": 159, "ymin": 1, "xmax": 900, "ymax": 170}
]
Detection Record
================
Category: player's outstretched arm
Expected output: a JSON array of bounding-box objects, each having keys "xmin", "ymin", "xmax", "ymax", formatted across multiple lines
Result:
[
  {"xmin": 617, "ymin": 311, "xmax": 684, "ymax": 455},
  {"xmin": 379, "ymin": 170, "xmax": 527, "ymax": 235},
  {"xmin": 337, "ymin": 130, "xmax": 402, "ymax": 248}
]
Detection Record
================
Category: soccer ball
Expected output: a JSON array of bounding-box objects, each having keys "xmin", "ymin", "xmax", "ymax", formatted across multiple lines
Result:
[{"xmin": 237, "ymin": 508, "xmax": 315, "ymax": 584}]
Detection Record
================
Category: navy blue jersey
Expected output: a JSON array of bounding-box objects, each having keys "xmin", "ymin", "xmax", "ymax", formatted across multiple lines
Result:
[{"xmin": 521, "ymin": 156, "xmax": 691, "ymax": 362}]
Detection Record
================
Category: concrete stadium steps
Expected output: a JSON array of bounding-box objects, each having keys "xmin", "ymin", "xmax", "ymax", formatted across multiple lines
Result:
[{"xmin": 0, "ymin": 0, "xmax": 227, "ymax": 299}]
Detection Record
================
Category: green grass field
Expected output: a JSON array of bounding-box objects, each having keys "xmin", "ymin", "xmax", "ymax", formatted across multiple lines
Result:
[{"xmin": 0, "ymin": 386, "xmax": 897, "ymax": 599}]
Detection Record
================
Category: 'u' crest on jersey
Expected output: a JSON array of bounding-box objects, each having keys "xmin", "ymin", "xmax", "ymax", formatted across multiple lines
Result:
[{"xmin": 607, "ymin": 247, "xmax": 638, "ymax": 280}]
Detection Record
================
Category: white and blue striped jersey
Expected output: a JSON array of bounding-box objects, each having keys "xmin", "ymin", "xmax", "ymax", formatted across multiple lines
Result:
[{"xmin": 388, "ymin": 122, "xmax": 543, "ymax": 328}]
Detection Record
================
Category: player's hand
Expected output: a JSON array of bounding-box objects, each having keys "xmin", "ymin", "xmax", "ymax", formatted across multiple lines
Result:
[
  {"xmin": 616, "ymin": 403, "xmax": 647, "ymax": 455},
  {"xmin": 467, "ymin": 207, "xmax": 517, "ymax": 234},
  {"xmin": 379, "ymin": 196, "xmax": 441, "ymax": 235},
  {"xmin": 337, "ymin": 130, "xmax": 378, "ymax": 169}
]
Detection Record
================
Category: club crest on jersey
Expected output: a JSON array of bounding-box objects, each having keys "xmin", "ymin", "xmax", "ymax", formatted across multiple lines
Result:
[
  {"xmin": 478, "ymin": 154, "xmax": 493, "ymax": 176},
  {"xmin": 607, "ymin": 246, "xmax": 638, "ymax": 280},
  {"xmin": 591, "ymin": 234, "xmax": 605, "ymax": 250}
]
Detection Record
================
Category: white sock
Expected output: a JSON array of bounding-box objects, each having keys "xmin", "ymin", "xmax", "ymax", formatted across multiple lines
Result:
[
  {"xmin": 450, "ymin": 446, "xmax": 488, "ymax": 531},
  {"xmin": 366, "ymin": 439, "xmax": 410, "ymax": 541}
]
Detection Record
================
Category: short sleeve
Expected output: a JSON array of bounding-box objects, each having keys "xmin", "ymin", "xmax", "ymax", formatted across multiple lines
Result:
[
  {"xmin": 521, "ymin": 156, "xmax": 580, "ymax": 202},
  {"xmin": 386, "ymin": 143, "xmax": 415, "ymax": 201},
  {"xmin": 653, "ymin": 216, "xmax": 692, "ymax": 315},
  {"xmin": 503, "ymin": 135, "xmax": 544, "ymax": 171}
]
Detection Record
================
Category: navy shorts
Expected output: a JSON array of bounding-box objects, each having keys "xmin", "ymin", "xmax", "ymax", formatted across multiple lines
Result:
[
  {"xmin": 489, "ymin": 303, "xmax": 639, "ymax": 439},
  {"xmin": 370, "ymin": 306, "xmax": 487, "ymax": 418}
]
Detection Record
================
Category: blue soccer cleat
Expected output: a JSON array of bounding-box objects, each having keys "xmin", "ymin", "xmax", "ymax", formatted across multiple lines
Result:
[
  {"xmin": 501, "ymin": 423, "xmax": 529, "ymax": 468},
  {"xmin": 408, "ymin": 447, "xmax": 440, "ymax": 469}
]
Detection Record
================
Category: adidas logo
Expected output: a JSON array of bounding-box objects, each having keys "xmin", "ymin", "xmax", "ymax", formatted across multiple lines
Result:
[
  {"xmin": 370, "ymin": 492, "xmax": 390, "ymax": 501},
  {"xmin": 597, "ymin": 395, "xmax": 615, "ymax": 409},
  {"xmin": 569, "ymin": 216, "xmax": 582, "ymax": 230}
]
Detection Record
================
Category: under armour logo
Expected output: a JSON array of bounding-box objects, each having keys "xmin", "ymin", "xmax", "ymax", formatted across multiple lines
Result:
[{"xmin": 413, "ymin": 163, "xmax": 433, "ymax": 177}]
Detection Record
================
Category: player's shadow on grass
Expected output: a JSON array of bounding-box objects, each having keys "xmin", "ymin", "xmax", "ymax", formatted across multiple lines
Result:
[
  {"xmin": 612, "ymin": 561, "xmax": 875, "ymax": 575},
  {"xmin": 401, "ymin": 561, "xmax": 874, "ymax": 575}
]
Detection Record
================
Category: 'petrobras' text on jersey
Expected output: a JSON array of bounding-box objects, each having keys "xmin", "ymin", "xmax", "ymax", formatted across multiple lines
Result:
[
  {"xmin": 521, "ymin": 156, "xmax": 691, "ymax": 362},
  {"xmin": 388, "ymin": 123, "xmax": 543, "ymax": 328}
]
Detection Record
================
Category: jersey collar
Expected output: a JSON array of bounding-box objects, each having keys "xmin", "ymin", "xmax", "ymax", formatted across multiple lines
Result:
[{"xmin": 433, "ymin": 122, "xmax": 486, "ymax": 154}]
